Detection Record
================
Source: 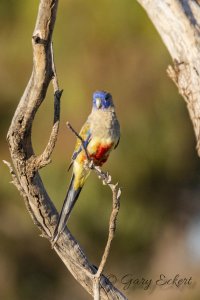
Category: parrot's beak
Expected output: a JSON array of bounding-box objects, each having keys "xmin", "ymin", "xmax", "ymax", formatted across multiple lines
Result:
[{"xmin": 96, "ymin": 98, "xmax": 102, "ymax": 109}]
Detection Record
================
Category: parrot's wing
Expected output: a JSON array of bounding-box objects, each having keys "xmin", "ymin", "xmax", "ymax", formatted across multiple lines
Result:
[{"xmin": 67, "ymin": 121, "xmax": 91, "ymax": 171}]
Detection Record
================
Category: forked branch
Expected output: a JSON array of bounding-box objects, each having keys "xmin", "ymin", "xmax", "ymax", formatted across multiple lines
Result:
[{"xmin": 5, "ymin": 0, "xmax": 126, "ymax": 299}]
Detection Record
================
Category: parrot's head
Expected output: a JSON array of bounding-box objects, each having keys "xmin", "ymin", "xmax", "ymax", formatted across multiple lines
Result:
[{"xmin": 93, "ymin": 91, "xmax": 114, "ymax": 110}]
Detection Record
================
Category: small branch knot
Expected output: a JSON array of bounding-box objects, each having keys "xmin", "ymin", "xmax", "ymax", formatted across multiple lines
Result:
[{"xmin": 32, "ymin": 35, "xmax": 47, "ymax": 45}]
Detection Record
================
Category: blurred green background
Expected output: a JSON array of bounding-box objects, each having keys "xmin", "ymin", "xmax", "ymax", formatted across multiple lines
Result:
[{"xmin": 1, "ymin": 1, "xmax": 200, "ymax": 299}]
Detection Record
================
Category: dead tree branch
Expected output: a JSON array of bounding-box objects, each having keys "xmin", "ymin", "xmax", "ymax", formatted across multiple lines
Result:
[
  {"xmin": 5, "ymin": 0, "xmax": 126, "ymax": 299},
  {"xmin": 137, "ymin": 0, "xmax": 200, "ymax": 155}
]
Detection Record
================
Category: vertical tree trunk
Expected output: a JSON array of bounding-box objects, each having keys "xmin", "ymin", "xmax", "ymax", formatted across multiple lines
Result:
[{"xmin": 137, "ymin": 0, "xmax": 200, "ymax": 155}]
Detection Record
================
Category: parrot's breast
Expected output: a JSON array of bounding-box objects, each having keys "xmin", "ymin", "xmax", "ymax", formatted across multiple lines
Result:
[
  {"xmin": 88, "ymin": 109, "xmax": 120, "ymax": 142},
  {"xmin": 75, "ymin": 106, "xmax": 120, "ymax": 167},
  {"xmin": 89, "ymin": 142, "xmax": 113, "ymax": 165},
  {"xmin": 86, "ymin": 109, "xmax": 120, "ymax": 166},
  {"xmin": 87, "ymin": 137, "xmax": 114, "ymax": 166}
]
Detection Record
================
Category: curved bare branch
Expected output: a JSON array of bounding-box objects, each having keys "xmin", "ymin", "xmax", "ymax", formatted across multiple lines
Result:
[{"xmin": 6, "ymin": 1, "xmax": 126, "ymax": 299}]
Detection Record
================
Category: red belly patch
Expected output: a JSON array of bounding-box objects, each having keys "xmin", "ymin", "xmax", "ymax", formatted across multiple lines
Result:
[{"xmin": 90, "ymin": 143, "xmax": 113, "ymax": 166}]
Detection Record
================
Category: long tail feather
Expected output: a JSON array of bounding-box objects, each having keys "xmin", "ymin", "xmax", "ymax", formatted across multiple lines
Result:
[{"xmin": 52, "ymin": 174, "xmax": 82, "ymax": 244}]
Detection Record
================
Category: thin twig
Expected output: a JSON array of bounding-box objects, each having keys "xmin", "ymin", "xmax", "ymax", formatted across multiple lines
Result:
[
  {"xmin": 92, "ymin": 183, "xmax": 121, "ymax": 300},
  {"xmin": 66, "ymin": 122, "xmax": 121, "ymax": 300},
  {"xmin": 66, "ymin": 121, "xmax": 91, "ymax": 161},
  {"xmin": 94, "ymin": 278, "xmax": 101, "ymax": 300},
  {"xmin": 51, "ymin": 42, "xmax": 60, "ymax": 92},
  {"xmin": 95, "ymin": 184, "xmax": 121, "ymax": 277},
  {"xmin": 33, "ymin": 43, "xmax": 63, "ymax": 170}
]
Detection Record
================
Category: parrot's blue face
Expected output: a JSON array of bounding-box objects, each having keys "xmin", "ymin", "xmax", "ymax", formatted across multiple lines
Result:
[{"xmin": 93, "ymin": 91, "xmax": 114, "ymax": 110}]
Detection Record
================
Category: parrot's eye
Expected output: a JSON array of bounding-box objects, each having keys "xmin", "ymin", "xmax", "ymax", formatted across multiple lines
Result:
[{"xmin": 105, "ymin": 93, "xmax": 111, "ymax": 101}]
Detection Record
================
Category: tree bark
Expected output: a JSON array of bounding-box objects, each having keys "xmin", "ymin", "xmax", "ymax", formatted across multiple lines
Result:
[
  {"xmin": 5, "ymin": 1, "xmax": 126, "ymax": 299},
  {"xmin": 137, "ymin": 0, "xmax": 200, "ymax": 155}
]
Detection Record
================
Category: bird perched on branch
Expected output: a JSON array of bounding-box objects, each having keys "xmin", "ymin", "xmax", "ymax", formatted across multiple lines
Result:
[{"xmin": 52, "ymin": 91, "xmax": 120, "ymax": 244}]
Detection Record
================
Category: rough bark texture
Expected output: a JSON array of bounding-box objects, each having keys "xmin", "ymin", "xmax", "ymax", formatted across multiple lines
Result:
[
  {"xmin": 137, "ymin": 0, "xmax": 200, "ymax": 155},
  {"xmin": 6, "ymin": 1, "xmax": 126, "ymax": 299}
]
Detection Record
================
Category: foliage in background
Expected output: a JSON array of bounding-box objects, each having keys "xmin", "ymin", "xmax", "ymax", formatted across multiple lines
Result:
[{"xmin": 0, "ymin": 1, "xmax": 199, "ymax": 299}]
